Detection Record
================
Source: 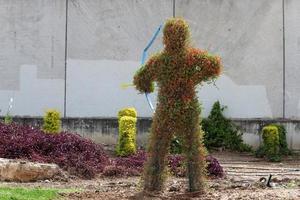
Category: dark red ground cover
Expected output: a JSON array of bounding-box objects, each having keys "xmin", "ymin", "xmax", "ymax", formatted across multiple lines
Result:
[
  {"xmin": 0, "ymin": 122, "xmax": 109, "ymax": 179},
  {"xmin": 104, "ymin": 150, "xmax": 224, "ymax": 178},
  {"xmin": 206, "ymin": 155, "xmax": 224, "ymax": 177},
  {"xmin": 0, "ymin": 122, "xmax": 224, "ymax": 179}
]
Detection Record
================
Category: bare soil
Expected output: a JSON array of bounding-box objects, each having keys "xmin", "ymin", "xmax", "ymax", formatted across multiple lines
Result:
[{"xmin": 1, "ymin": 151, "xmax": 299, "ymax": 200}]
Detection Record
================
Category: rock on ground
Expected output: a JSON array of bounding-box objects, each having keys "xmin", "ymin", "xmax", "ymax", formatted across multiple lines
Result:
[{"xmin": 0, "ymin": 158, "xmax": 68, "ymax": 182}]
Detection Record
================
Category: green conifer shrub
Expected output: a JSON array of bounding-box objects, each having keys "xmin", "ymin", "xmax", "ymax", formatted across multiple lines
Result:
[
  {"xmin": 261, "ymin": 125, "xmax": 280, "ymax": 161},
  {"xmin": 4, "ymin": 115, "xmax": 12, "ymax": 124},
  {"xmin": 116, "ymin": 108, "xmax": 137, "ymax": 156},
  {"xmin": 269, "ymin": 124, "xmax": 290, "ymax": 155},
  {"xmin": 202, "ymin": 101, "xmax": 252, "ymax": 152},
  {"xmin": 256, "ymin": 124, "xmax": 290, "ymax": 162},
  {"xmin": 42, "ymin": 109, "xmax": 61, "ymax": 134},
  {"xmin": 118, "ymin": 107, "xmax": 137, "ymax": 118}
]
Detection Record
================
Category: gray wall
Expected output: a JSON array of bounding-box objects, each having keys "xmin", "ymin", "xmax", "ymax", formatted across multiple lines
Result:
[
  {"xmin": 3, "ymin": 117, "xmax": 300, "ymax": 151},
  {"xmin": 285, "ymin": 0, "xmax": 300, "ymax": 118},
  {"xmin": 0, "ymin": 0, "xmax": 66, "ymax": 116},
  {"xmin": 0, "ymin": 0, "xmax": 299, "ymax": 119}
]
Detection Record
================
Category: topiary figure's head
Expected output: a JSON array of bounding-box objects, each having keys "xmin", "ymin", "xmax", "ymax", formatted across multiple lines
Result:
[{"xmin": 163, "ymin": 18, "xmax": 190, "ymax": 53}]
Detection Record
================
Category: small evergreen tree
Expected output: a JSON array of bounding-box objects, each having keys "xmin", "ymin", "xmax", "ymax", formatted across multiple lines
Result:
[
  {"xmin": 202, "ymin": 101, "xmax": 251, "ymax": 152},
  {"xmin": 256, "ymin": 124, "xmax": 290, "ymax": 162},
  {"xmin": 42, "ymin": 109, "xmax": 61, "ymax": 134},
  {"xmin": 270, "ymin": 124, "xmax": 291, "ymax": 155}
]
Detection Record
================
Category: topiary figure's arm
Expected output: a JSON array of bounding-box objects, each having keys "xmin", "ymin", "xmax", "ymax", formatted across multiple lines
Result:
[
  {"xmin": 189, "ymin": 48, "xmax": 222, "ymax": 83},
  {"xmin": 133, "ymin": 54, "xmax": 159, "ymax": 93}
]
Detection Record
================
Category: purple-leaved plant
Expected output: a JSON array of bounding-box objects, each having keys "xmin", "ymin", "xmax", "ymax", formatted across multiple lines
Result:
[
  {"xmin": 0, "ymin": 122, "xmax": 224, "ymax": 179},
  {"xmin": 0, "ymin": 122, "xmax": 109, "ymax": 179}
]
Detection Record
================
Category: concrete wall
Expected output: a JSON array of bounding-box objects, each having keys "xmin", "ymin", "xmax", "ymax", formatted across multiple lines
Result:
[
  {"xmin": 3, "ymin": 117, "xmax": 300, "ymax": 151},
  {"xmin": 178, "ymin": 0, "xmax": 283, "ymax": 118},
  {"xmin": 66, "ymin": 0, "xmax": 170, "ymax": 117},
  {"xmin": 0, "ymin": 0, "xmax": 299, "ymax": 119},
  {"xmin": 0, "ymin": 0, "xmax": 65, "ymax": 116},
  {"xmin": 285, "ymin": 0, "xmax": 300, "ymax": 118}
]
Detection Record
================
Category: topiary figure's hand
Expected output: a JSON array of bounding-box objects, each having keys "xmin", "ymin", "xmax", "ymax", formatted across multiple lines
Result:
[
  {"xmin": 188, "ymin": 48, "xmax": 222, "ymax": 84},
  {"xmin": 133, "ymin": 54, "xmax": 160, "ymax": 93}
]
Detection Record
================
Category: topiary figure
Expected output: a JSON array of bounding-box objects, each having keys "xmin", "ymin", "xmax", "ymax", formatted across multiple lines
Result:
[
  {"xmin": 42, "ymin": 109, "xmax": 61, "ymax": 134},
  {"xmin": 133, "ymin": 18, "xmax": 222, "ymax": 192}
]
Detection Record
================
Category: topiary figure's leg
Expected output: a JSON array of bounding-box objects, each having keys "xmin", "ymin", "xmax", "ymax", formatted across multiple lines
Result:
[
  {"xmin": 183, "ymin": 127, "xmax": 207, "ymax": 192},
  {"xmin": 181, "ymin": 102, "xmax": 207, "ymax": 192},
  {"xmin": 143, "ymin": 110, "xmax": 173, "ymax": 192}
]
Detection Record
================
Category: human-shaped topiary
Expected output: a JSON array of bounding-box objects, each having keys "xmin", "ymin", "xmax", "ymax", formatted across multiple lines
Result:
[{"xmin": 133, "ymin": 18, "xmax": 222, "ymax": 192}]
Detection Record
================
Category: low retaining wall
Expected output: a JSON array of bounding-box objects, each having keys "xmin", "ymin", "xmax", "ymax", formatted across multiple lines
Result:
[
  {"xmin": 1, "ymin": 117, "xmax": 300, "ymax": 151},
  {"xmin": 234, "ymin": 119, "xmax": 300, "ymax": 151}
]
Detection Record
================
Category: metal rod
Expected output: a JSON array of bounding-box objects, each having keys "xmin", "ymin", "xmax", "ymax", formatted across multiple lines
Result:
[
  {"xmin": 64, "ymin": 0, "xmax": 69, "ymax": 117},
  {"xmin": 282, "ymin": 0, "xmax": 286, "ymax": 119},
  {"xmin": 173, "ymin": 0, "xmax": 176, "ymax": 17}
]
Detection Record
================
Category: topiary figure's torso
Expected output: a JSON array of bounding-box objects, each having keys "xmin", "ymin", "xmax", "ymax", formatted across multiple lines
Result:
[{"xmin": 134, "ymin": 18, "xmax": 222, "ymax": 192}]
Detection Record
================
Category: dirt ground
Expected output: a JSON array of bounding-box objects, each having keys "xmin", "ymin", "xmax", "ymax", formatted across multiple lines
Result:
[{"xmin": 1, "ymin": 152, "xmax": 299, "ymax": 200}]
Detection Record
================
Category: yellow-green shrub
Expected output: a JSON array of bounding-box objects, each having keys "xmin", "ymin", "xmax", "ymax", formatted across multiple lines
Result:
[
  {"xmin": 118, "ymin": 107, "xmax": 137, "ymax": 118},
  {"xmin": 42, "ymin": 109, "xmax": 61, "ymax": 134},
  {"xmin": 269, "ymin": 124, "xmax": 291, "ymax": 155},
  {"xmin": 4, "ymin": 114, "xmax": 12, "ymax": 124},
  {"xmin": 261, "ymin": 125, "xmax": 280, "ymax": 161},
  {"xmin": 116, "ymin": 108, "xmax": 137, "ymax": 156}
]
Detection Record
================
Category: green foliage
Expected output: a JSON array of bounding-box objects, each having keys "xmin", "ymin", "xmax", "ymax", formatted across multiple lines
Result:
[
  {"xmin": 0, "ymin": 187, "xmax": 60, "ymax": 200},
  {"xmin": 42, "ymin": 109, "xmax": 61, "ymax": 134},
  {"xmin": 118, "ymin": 107, "xmax": 137, "ymax": 118},
  {"xmin": 4, "ymin": 114, "xmax": 12, "ymax": 124},
  {"xmin": 4, "ymin": 97, "xmax": 14, "ymax": 124},
  {"xmin": 133, "ymin": 65, "xmax": 155, "ymax": 93},
  {"xmin": 270, "ymin": 124, "xmax": 291, "ymax": 155},
  {"xmin": 261, "ymin": 125, "xmax": 280, "ymax": 162},
  {"xmin": 116, "ymin": 108, "xmax": 137, "ymax": 156},
  {"xmin": 256, "ymin": 124, "xmax": 290, "ymax": 162},
  {"xmin": 170, "ymin": 136, "xmax": 183, "ymax": 154},
  {"xmin": 202, "ymin": 101, "xmax": 252, "ymax": 152}
]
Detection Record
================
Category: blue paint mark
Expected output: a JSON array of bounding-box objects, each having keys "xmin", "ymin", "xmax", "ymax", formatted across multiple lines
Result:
[{"xmin": 141, "ymin": 24, "xmax": 162, "ymax": 112}]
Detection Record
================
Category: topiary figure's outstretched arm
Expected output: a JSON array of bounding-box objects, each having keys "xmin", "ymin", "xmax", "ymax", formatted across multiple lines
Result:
[
  {"xmin": 189, "ymin": 48, "xmax": 222, "ymax": 83},
  {"xmin": 133, "ymin": 54, "xmax": 160, "ymax": 93}
]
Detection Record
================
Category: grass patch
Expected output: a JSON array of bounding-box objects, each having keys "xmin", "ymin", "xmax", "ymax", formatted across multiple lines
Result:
[{"xmin": 0, "ymin": 187, "xmax": 72, "ymax": 200}]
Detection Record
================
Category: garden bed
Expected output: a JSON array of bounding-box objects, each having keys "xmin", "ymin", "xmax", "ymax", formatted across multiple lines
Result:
[
  {"xmin": 0, "ymin": 122, "xmax": 299, "ymax": 199},
  {"xmin": 1, "ymin": 151, "xmax": 299, "ymax": 200}
]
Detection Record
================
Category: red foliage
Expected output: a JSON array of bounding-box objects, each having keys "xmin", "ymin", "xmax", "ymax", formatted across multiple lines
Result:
[
  {"xmin": 206, "ymin": 155, "xmax": 224, "ymax": 178},
  {"xmin": 105, "ymin": 150, "xmax": 224, "ymax": 178},
  {"xmin": 103, "ymin": 150, "xmax": 146, "ymax": 177},
  {"xmin": 0, "ymin": 122, "xmax": 109, "ymax": 179},
  {"xmin": 0, "ymin": 122, "xmax": 224, "ymax": 179}
]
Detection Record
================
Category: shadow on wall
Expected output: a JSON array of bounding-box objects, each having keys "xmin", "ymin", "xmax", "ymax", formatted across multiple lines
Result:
[{"xmin": 0, "ymin": 66, "xmax": 64, "ymax": 116}]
